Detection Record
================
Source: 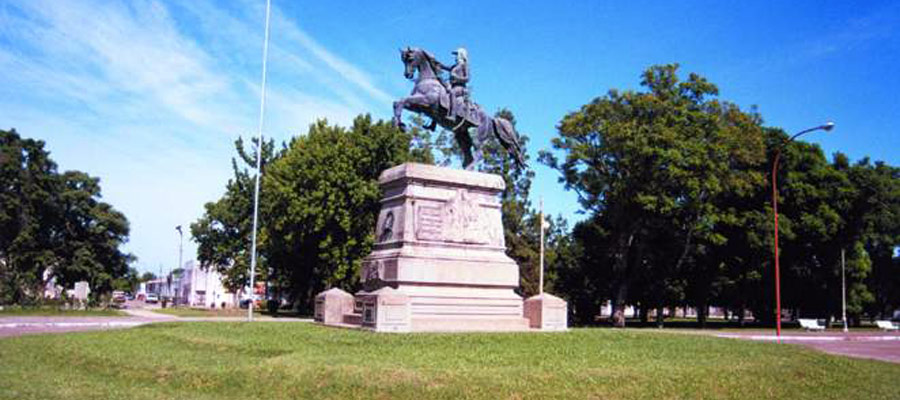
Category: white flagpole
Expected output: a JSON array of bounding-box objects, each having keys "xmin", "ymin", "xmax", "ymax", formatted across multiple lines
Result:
[
  {"xmin": 539, "ymin": 197, "xmax": 544, "ymax": 295},
  {"xmin": 248, "ymin": 0, "xmax": 271, "ymax": 322}
]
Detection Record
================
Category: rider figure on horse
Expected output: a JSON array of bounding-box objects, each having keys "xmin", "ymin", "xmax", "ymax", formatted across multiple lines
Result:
[
  {"xmin": 393, "ymin": 46, "xmax": 526, "ymax": 170},
  {"xmin": 440, "ymin": 48, "xmax": 470, "ymax": 124}
]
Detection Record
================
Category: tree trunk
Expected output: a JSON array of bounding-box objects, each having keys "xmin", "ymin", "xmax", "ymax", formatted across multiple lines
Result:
[
  {"xmin": 656, "ymin": 306, "xmax": 665, "ymax": 328},
  {"xmin": 639, "ymin": 306, "xmax": 649, "ymax": 323},
  {"xmin": 697, "ymin": 303, "xmax": 708, "ymax": 329},
  {"xmin": 611, "ymin": 283, "xmax": 628, "ymax": 328},
  {"xmin": 610, "ymin": 231, "xmax": 635, "ymax": 328}
]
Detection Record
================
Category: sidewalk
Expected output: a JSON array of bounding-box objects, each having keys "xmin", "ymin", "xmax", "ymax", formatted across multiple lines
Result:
[
  {"xmin": 0, "ymin": 316, "xmax": 153, "ymax": 337},
  {"xmin": 0, "ymin": 309, "xmax": 310, "ymax": 338},
  {"xmin": 716, "ymin": 331, "xmax": 900, "ymax": 364}
]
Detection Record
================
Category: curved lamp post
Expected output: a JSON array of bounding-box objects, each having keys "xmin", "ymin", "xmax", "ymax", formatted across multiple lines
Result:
[{"xmin": 771, "ymin": 121, "xmax": 834, "ymax": 338}]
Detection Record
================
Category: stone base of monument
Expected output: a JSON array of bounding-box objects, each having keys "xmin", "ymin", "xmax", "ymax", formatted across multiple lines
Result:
[
  {"xmin": 314, "ymin": 163, "xmax": 567, "ymax": 332},
  {"xmin": 524, "ymin": 293, "xmax": 569, "ymax": 331},
  {"xmin": 314, "ymin": 288, "xmax": 354, "ymax": 325}
]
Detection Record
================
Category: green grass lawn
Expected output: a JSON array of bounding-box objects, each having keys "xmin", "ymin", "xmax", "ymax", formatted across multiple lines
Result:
[
  {"xmin": 0, "ymin": 323, "xmax": 897, "ymax": 400},
  {"xmin": 0, "ymin": 306, "xmax": 126, "ymax": 317}
]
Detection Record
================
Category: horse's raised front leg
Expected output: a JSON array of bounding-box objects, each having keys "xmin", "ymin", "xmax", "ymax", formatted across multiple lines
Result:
[{"xmin": 392, "ymin": 99, "xmax": 407, "ymax": 131}]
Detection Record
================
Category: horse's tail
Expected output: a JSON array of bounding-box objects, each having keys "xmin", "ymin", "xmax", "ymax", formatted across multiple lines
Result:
[{"xmin": 492, "ymin": 117, "xmax": 526, "ymax": 169}]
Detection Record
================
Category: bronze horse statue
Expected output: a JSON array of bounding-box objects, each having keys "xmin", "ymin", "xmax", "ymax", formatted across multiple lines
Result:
[{"xmin": 391, "ymin": 47, "xmax": 526, "ymax": 170}]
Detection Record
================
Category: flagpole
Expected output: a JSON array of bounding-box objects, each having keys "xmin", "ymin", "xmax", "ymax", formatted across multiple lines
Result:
[
  {"xmin": 539, "ymin": 197, "xmax": 544, "ymax": 295},
  {"xmin": 248, "ymin": 0, "xmax": 271, "ymax": 322}
]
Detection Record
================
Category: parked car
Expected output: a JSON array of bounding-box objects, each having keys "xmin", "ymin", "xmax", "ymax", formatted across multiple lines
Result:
[{"xmin": 145, "ymin": 293, "xmax": 159, "ymax": 304}]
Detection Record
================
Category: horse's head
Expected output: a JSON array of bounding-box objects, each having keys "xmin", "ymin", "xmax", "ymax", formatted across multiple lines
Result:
[{"xmin": 400, "ymin": 47, "xmax": 417, "ymax": 80}]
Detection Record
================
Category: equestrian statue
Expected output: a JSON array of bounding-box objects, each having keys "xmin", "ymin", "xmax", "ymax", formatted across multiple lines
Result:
[{"xmin": 392, "ymin": 47, "xmax": 526, "ymax": 170}]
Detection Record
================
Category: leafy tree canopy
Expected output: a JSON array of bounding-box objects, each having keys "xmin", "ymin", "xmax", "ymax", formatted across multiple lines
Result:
[{"xmin": 1, "ymin": 129, "xmax": 133, "ymax": 304}]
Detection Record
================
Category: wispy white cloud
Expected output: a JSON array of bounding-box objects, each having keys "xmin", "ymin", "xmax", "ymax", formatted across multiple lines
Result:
[
  {"xmin": 0, "ymin": 0, "xmax": 395, "ymax": 273},
  {"xmin": 274, "ymin": 15, "xmax": 395, "ymax": 105},
  {"xmin": 4, "ymin": 0, "xmax": 245, "ymax": 131},
  {"xmin": 173, "ymin": 0, "xmax": 393, "ymax": 125},
  {"xmin": 802, "ymin": 5, "xmax": 899, "ymax": 59}
]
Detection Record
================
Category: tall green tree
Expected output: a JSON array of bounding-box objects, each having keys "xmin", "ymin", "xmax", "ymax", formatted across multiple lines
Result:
[
  {"xmin": 1, "ymin": 129, "xmax": 133, "ymax": 304},
  {"xmin": 850, "ymin": 159, "xmax": 900, "ymax": 319},
  {"xmin": 1, "ymin": 129, "xmax": 59, "ymax": 303},
  {"xmin": 53, "ymin": 170, "xmax": 133, "ymax": 294},
  {"xmin": 191, "ymin": 137, "xmax": 275, "ymax": 293},
  {"xmin": 264, "ymin": 115, "xmax": 426, "ymax": 311},
  {"xmin": 193, "ymin": 115, "xmax": 434, "ymax": 312},
  {"xmin": 761, "ymin": 136, "xmax": 873, "ymax": 324},
  {"xmin": 540, "ymin": 64, "xmax": 766, "ymax": 327}
]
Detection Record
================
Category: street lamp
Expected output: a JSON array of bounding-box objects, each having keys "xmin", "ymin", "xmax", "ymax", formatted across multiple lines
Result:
[{"xmin": 771, "ymin": 121, "xmax": 834, "ymax": 338}]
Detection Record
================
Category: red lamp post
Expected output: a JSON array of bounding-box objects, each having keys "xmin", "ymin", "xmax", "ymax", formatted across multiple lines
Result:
[{"xmin": 771, "ymin": 121, "xmax": 834, "ymax": 338}]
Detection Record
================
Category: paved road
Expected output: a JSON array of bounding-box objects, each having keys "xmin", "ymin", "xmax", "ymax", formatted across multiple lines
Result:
[
  {"xmin": 0, "ymin": 316, "xmax": 155, "ymax": 338},
  {"xmin": 717, "ymin": 332, "xmax": 900, "ymax": 364},
  {"xmin": 0, "ymin": 301, "xmax": 309, "ymax": 338}
]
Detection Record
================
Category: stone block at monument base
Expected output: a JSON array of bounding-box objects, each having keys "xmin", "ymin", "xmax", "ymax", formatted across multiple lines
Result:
[
  {"xmin": 357, "ymin": 287, "xmax": 411, "ymax": 332},
  {"xmin": 314, "ymin": 288, "xmax": 354, "ymax": 325},
  {"xmin": 314, "ymin": 163, "xmax": 567, "ymax": 332},
  {"xmin": 524, "ymin": 293, "xmax": 568, "ymax": 331}
]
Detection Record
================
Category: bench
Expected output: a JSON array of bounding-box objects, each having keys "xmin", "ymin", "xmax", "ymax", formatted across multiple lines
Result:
[
  {"xmin": 875, "ymin": 320, "xmax": 899, "ymax": 332},
  {"xmin": 798, "ymin": 318, "xmax": 825, "ymax": 331}
]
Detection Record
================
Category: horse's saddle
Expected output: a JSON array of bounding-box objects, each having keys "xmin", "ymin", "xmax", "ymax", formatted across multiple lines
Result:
[{"xmin": 438, "ymin": 92, "xmax": 480, "ymax": 127}]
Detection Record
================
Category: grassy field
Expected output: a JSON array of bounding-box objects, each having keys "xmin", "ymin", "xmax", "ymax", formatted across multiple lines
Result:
[
  {"xmin": 0, "ymin": 306, "xmax": 126, "ymax": 317},
  {"xmin": 1, "ymin": 323, "xmax": 898, "ymax": 400}
]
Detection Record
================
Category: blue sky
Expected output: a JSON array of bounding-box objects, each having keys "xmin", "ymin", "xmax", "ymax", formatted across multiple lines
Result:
[{"xmin": 1, "ymin": 1, "xmax": 898, "ymax": 275}]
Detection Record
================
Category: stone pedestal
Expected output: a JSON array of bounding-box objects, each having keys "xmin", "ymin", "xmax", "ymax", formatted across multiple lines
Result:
[
  {"xmin": 524, "ymin": 293, "xmax": 568, "ymax": 331},
  {"xmin": 359, "ymin": 163, "xmax": 528, "ymax": 332},
  {"xmin": 314, "ymin": 288, "xmax": 354, "ymax": 325},
  {"xmin": 315, "ymin": 163, "xmax": 565, "ymax": 332},
  {"xmin": 357, "ymin": 287, "xmax": 411, "ymax": 332}
]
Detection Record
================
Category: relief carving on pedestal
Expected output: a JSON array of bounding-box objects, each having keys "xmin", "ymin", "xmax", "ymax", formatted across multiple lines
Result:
[
  {"xmin": 414, "ymin": 188, "xmax": 499, "ymax": 245},
  {"xmin": 444, "ymin": 189, "xmax": 490, "ymax": 244}
]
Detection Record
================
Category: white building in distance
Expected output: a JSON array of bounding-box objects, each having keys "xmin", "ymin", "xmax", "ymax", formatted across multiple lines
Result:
[{"xmin": 172, "ymin": 260, "xmax": 235, "ymax": 309}]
